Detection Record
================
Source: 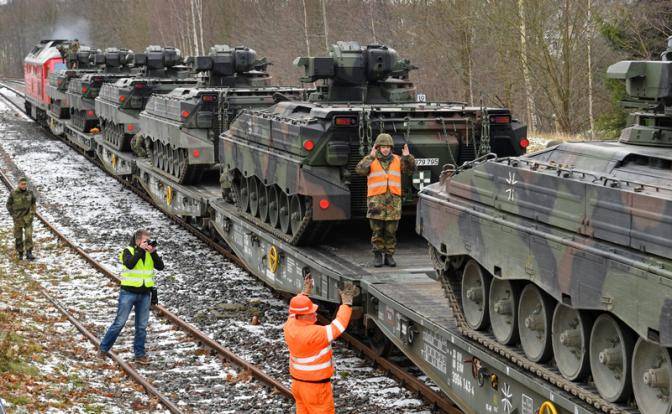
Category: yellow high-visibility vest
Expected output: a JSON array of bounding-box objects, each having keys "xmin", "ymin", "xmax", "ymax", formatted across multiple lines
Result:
[{"xmin": 119, "ymin": 247, "xmax": 155, "ymax": 288}]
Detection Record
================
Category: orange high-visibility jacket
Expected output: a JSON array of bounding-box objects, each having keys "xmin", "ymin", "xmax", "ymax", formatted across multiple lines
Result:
[
  {"xmin": 367, "ymin": 155, "xmax": 402, "ymax": 197},
  {"xmin": 284, "ymin": 303, "xmax": 352, "ymax": 382}
]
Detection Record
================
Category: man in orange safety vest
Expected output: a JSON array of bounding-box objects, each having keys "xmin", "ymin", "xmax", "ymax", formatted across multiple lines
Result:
[{"xmin": 283, "ymin": 275, "xmax": 359, "ymax": 414}]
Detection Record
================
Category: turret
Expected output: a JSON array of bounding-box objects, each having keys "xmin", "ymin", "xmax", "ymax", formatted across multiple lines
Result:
[
  {"xmin": 606, "ymin": 37, "xmax": 672, "ymax": 146},
  {"xmin": 93, "ymin": 48, "xmax": 137, "ymax": 72},
  {"xmin": 294, "ymin": 41, "xmax": 417, "ymax": 103},
  {"xmin": 136, "ymin": 45, "xmax": 187, "ymax": 78},
  {"xmin": 192, "ymin": 44, "xmax": 271, "ymax": 87}
]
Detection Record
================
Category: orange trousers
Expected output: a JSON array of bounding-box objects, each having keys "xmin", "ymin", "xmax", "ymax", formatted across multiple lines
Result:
[{"xmin": 291, "ymin": 380, "xmax": 335, "ymax": 414}]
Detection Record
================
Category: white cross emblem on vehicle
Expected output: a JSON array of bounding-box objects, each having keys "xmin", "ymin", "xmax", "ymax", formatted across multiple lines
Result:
[
  {"xmin": 505, "ymin": 171, "xmax": 518, "ymax": 201},
  {"xmin": 413, "ymin": 170, "xmax": 432, "ymax": 190},
  {"xmin": 500, "ymin": 382, "xmax": 513, "ymax": 414}
]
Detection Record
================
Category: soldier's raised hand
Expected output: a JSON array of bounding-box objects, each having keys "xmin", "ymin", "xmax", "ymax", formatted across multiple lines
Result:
[
  {"xmin": 369, "ymin": 146, "xmax": 377, "ymax": 157},
  {"xmin": 402, "ymin": 144, "xmax": 410, "ymax": 157}
]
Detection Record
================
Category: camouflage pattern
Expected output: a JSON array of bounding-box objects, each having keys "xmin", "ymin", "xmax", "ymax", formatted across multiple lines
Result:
[
  {"xmin": 6, "ymin": 188, "xmax": 36, "ymax": 253},
  {"xmin": 219, "ymin": 41, "xmax": 527, "ymax": 245},
  {"xmin": 130, "ymin": 133, "xmax": 149, "ymax": 157},
  {"xmin": 417, "ymin": 40, "xmax": 672, "ymax": 412},
  {"xmin": 138, "ymin": 45, "xmax": 304, "ymax": 184},
  {"xmin": 355, "ymin": 152, "xmax": 416, "ymax": 220},
  {"xmin": 369, "ymin": 219, "xmax": 398, "ymax": 254}
]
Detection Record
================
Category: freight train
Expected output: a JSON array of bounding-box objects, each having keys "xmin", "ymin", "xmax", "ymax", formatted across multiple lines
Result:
[{"xmin": 16, "ymin": 37, "xmax": 640, "ymax": 414}]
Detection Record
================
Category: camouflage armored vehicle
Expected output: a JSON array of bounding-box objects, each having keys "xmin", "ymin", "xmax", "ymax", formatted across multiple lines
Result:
[
  {"xmin": 46, "ymin": 45, "xmax": 98, "ymax": 119},
  {"xmin": 418, "ymin": 38, "xmax": 672, "ymax": 414},
  {"xmin": 95, "ymin": 45, "xmax": 196, "ymax": 152},
  {"xmin": 138, "ymin": 44, "xmax": 305, "ymax": 184},
  {"xmin": 219, "ymin": 41, "xmax": 528, "ymax": 245},
  {"xmin": 66, "ymin": 48, "xmax": 138, "ymax": 132}
]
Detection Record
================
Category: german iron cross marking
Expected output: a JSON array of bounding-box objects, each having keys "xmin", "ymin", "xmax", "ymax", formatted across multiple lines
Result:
[
  {"xmin": 413, "ymin": 170, "xmax": 432, "ymax": 190},
  {"xmin": 505, "ymin": 171, "xmax": 518, "ymax": 201}
]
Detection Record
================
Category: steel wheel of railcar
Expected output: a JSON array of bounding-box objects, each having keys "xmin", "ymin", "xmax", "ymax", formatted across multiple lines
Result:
[
  {"xmin": 518, "ymin": 284, "xmax": 554, "ymax": 363},
  {"xmin": 631, "ymin": 338, "xmax": 672, "ymax": 414},
  {"xmin": 552, "ymin": 304, "xmax": 591, "ymax": 381},
  {"xmin": 488, "ymin": 279, "xmax": 519, "ymax": 345},
  {"xmin": 589, "ymin": 314, "xmax": 634, "ymax": 402},
  {"xmin": 257, "ymin": 179, "xmax": 269, "ymax": 223},
  {"xmin": 279, "ymin": 192, "xmax": 291, "ymax": 234},
  {"xmin": 268, "ymin": 186, "xmax": 279, "ymax": 228},
  {"xmin": 289, "ymin": 195, "xmax": 305, "ymax": 236},
  {"xmin": 461, "ymin": 260, "xmax": 491, "ymax": 330},
  {"xmin": 238, "ymin": 176, "xmax": 250, "ymax": 213},
  {"xmin": 248, "ymin": 177, "xmax": 260, "ymax": 217}
]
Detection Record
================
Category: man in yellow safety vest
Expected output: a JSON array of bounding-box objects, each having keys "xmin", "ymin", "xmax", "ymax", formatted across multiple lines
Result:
[{"xmin": 99, "ymin": 229, "xmax": 164, "ymax": 365}]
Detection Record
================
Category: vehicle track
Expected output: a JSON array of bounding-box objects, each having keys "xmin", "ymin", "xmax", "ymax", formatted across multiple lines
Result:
[{"xmin": 0, "ymin": 82, "xmax": 442, "ymax": 413}]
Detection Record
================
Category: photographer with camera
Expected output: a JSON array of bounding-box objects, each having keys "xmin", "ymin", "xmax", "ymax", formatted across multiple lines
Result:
[{"xmin": 99, "ymin": 229, "xmax": 164, "ymax": 365}]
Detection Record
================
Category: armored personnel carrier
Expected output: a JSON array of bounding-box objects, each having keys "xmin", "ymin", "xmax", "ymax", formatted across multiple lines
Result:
[
  {"xmin": 219, "ymin": 41, "xmax": 528, "ymax": 245},
  {"xmin": 95, "ymin": 45, "xmax": 196, "ymax": 152},
  {"xmin": 418, "ymin": 38, "xmax": 672, "ymax": 414},
  {"xmin": 138, "ymin": 45, "xmax": 305, "ymax": 184},
  {"xmin": 45, "ymin": 45, "xmax": 98, "ymax": 120},
  {"xmin": 66, "ymin": 48, "xmax": 138, "ymax": 132}
]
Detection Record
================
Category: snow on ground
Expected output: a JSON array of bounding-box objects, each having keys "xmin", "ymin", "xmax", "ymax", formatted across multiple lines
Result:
[{"xmin": 0, "ymin": 99, "xmax": 433, "ymax": 412}]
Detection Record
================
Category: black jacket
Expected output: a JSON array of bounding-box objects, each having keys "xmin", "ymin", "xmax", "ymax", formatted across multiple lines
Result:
[{"xmin": 121, "ymin": 246, "xmax": 165, "ymax": 294}]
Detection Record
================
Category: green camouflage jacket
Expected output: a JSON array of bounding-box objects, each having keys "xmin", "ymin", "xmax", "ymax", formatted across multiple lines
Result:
[
  {"xmin": 355, "ymin": 152, "xmax": 416, "ymax": 220},
  {"xmin": 6, "ymin": 188, "xmax": 36, "ymax": 223}
]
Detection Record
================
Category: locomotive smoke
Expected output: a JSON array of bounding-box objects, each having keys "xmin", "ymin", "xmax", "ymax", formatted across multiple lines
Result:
[{"xmin": 49, "ymin": 17, "xmax": 90, "ymax": 43}]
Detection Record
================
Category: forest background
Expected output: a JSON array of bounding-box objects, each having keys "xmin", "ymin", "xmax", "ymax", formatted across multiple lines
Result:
[{"xmin": 0, "ymin": 0, "xmax": 670, "ymax": 139}]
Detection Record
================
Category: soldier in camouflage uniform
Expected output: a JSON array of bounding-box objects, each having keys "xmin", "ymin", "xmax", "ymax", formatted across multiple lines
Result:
[
  {"xmin": 356, "ymin": 133, "xmax": 416, "ymax": 267},
  {"xmin": 5, "ymin": 177, "xmax": 37, "ymax": 260},
  {"xmin": 130, "ymin": 133, "xmax": 149, "ymax": 157},
  {"xmin": 67, "ymin": 39, "xmax": 80, "ymax": 69}
]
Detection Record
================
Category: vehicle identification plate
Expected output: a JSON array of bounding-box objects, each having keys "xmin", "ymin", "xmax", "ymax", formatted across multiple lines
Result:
[{"xmin": 416, "ymin": 158, "xmax": 439, "ymax": 166}]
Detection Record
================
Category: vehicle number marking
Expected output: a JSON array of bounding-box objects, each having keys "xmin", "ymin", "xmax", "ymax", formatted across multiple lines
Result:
[{"xmin": 415, "ymin": 158, "xmax": 439, "ymax": 166}]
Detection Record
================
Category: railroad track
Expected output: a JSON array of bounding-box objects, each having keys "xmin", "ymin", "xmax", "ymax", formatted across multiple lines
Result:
[
  {"xmin": 0, "ymin": 167, "xmax": 293, "ymax": 413},
  {"xmin": 0, "ymin": 80, "xmax": 461, "ymax": 414}
]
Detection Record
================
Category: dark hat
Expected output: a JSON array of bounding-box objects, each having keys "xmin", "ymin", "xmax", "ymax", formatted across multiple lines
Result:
[{"xmin": 18, "ymin": 177, "xmax": 28, "ymax": 183}]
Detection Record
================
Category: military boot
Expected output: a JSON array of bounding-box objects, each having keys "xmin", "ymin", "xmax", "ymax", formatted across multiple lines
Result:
[
  {"xmin": 26, "ymin": 251, "xmax": 35, "ymax": 261},
  {"xmin": 374, "ymin": 252, "xmax": 384, "ymax": 267},
  {"xmin": 384, "ymin": 254, "xmax": 396, "ymax": 267}
]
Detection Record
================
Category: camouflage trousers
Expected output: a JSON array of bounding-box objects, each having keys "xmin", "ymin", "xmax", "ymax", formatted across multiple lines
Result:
[
  {"xmin": 369, "ymin": 219, "xmax": 399, "ymax": 255},
  {"xmin": 13, "ymin": 219, "xmax": 33, "ymax": 254}
]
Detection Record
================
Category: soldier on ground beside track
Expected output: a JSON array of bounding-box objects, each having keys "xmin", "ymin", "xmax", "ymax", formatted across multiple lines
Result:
[
  {"xmin": 6, "ymin": 177, "xmax": 37, "ymax": 261},
  {"xmin": 283, "ymin": 275, "xmax": 359, "ymax": 414},
  {"xmin": 99, "ymin": 229, "xmax": 163, "ymax": 365},
  {"xmin": 130, "ymin": 133, "xmax": 149, "ymax": 157},
  {"xmin": 356, "ymin": 133, "xmax": 416, "ymax": 268}
]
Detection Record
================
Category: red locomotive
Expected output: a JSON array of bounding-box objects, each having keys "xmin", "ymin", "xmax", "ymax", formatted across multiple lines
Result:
[{"xmin": 23, "ymin": 39, "xmax": 74, "ymax": 122}]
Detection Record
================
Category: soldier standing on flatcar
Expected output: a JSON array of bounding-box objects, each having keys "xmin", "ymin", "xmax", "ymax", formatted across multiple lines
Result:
[
  {"xmin": 5, "ymin": 177, "xmax": 36, "ymax": 261},
  {"xmin": 356, "ymin": 133, "xmax": 416, "ymax": 267}
]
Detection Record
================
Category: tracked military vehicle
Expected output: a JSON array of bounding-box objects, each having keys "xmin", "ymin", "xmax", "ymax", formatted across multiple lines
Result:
[
  {"xmin": 418, "ymin": 38, "xmax": 672, "ymax": 414},
  {"xmin": 95, "ymin": 45, "xmax": 196, "ymax": 152},
  {"xmin": 45, "ymin": 45, "xmax": 98, "ymax": 120},
  {"xmin": 138, "ymin": 45, "xmax": 305, "ymax": 184},
  {"xmin": 219, "ymin": 41, "xmax": 528, "ymax": 245},
  {"xmin": 66, "ymin": 48, "xmax": 138, "ymax": 132}
]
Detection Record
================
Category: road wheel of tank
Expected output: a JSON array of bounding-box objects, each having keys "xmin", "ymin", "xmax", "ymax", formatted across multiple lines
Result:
[
  {"xmin": 257, "ymin": 179, "xmax": 269, "ymax": 223},
  {"xmin": 268, "ymin": 186, "xmax": 279, "ymax": 228},
  {"xmin": 461, "ymin": 260, "xmax": 491, "ymax": 330},
  {"xmin": 589, "ymin": 314, "xmax": 634, "ymax": 402},
  {"xmin": 552, "ymin": 304, "xmax": 591, "ymax": 381},
  {"xmin": 518, "ymin": 284, "xmax": 554, "ymax": 363},
  {"xmin": 631, "ymin": 338, "xmax": 672, "ymax": 414},
  {"xmin": 488, "ymin": 279, "xmax": 519, "ymax": 345},
  {"xmin": 248, "ymin": 177, "xmax": 260, "ymax": 217},
  {"xmin": 279, "ymin": 192, "xmax": 291, "ymax": 234},
  {"xmin": 238, "ymin": 176, "xmax": 250, "ymax": 213},
  {"xmin": 289, "ymin": 195, "xmax": 306, "ymax": 236}
]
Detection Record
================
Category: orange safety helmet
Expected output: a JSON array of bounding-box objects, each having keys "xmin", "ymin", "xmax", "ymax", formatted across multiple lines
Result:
[{"xmin": 289, "ymin": 294, "xmax": 318, "ymax": 315}]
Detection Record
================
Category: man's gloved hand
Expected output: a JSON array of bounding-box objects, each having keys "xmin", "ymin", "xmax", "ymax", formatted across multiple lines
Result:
[
  {"xmin": 301, "ymin": 274, "xmax": 314, "ymax": 295},
  {"xmin": 339, "ymin": 282, "xmax": 360, "ymax": 306},
  {"xmin": 151, "ymin": 287, "xmax": 158, "ymax": 306}
]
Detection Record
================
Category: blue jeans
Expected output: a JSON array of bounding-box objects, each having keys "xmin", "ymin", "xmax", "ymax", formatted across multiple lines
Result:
[{"xmin": 100, "ymin": 289, "xmax": 151, "ymax": 357}]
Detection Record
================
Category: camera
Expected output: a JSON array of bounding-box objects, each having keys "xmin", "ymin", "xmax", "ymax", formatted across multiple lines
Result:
[{"xmin": 148, "ymin": 239, "xmax": 158, "ymax": 247}]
